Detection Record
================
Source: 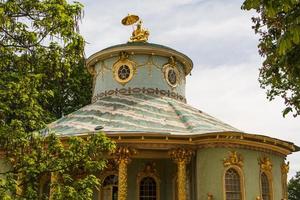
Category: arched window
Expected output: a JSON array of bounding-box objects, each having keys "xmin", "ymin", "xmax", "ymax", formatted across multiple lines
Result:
[
  {"xmin": 97, "ymin": 174, "xmax": 118, "ymax": 200},
  {"xmin": 225, "ymin": 168, "xmax": 242, "ymax": 200},
  {"xmin": 139, "ymin": 177, "xmax": 157, "ymax": 200},
  {"xmin": 261, "ymin": 172, "xmax": 271, "ymax": 200}
]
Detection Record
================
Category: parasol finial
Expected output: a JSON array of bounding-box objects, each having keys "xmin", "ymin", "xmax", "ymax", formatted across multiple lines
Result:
[{"xmin": 121, "ymin": 14, "xmax": 150, "ymax": 43}]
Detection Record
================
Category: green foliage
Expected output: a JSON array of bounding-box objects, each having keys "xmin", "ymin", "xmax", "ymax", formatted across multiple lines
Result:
[
  {"xmin": 288, "ymin": 171, "xmax": 300, "ymax": 200},
  {"xmin": 0, "ymin": 0, "xmax": 92, "ymax": 129},
  {"xmin": 0, "ymin": 129, "xmax": 116, "ymax": 200},
  {"xmin": 242, "ymin": 0, "xmax": 300, "ymax": 117},
  {"xmin": 0, "ymin": 0, "xmax": 115, "ymax": 199}
]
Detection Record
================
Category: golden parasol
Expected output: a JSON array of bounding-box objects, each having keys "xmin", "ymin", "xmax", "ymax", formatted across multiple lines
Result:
[{"xmin": 121, "ymin": 14, "xmax": 140, "ymax": 26}]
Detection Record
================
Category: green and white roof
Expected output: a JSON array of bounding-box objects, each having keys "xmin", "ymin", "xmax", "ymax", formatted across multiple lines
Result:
[
  {"xmin": 47, "ymin": 42, "xmax": 243, "ymax": 136},
  {"xmin": 48, "ymin": 93, "xmax": 240, "ymax": 136}
]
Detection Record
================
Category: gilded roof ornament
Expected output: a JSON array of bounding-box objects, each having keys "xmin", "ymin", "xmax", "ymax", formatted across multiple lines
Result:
[
  {"xmin": 223, "ymin": 151, "xmax": 243, "ymax": 167},
  {"xmin": 121, "ymin": 14, "xmax": 150, "ymax": 43}
]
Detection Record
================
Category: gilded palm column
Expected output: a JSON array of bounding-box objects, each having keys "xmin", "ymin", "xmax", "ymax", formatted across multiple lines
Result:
[
  {"xmin": 113, "ymin": 146, "xmax": 136, "ymax": 200},
  {"xmin": 16, "ymin": 173, "xmax": 23, "ymax": 196},
  {"xmin": 50, "ymin": 172, "xmax": 59, "ymax": 200},
  {"xmin": 169, "ymin": 148, "xmax": 194, "ymax": 200},
  {"xmin": 281, "ymin": 161, "xmax": 289, "ymax": 200}
]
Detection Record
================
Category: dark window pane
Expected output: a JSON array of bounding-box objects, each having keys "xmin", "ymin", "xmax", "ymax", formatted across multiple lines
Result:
[
  {"xmin": 140, "ymin": 177, "xmax": 157, "ymax": 200},
  {"xmin": 225, "ymin": 168, "xmax": 241, "ymax": 200},
  {"xmin": 261, "ymin": 173, "xmax": 270, "ymax": 200}
]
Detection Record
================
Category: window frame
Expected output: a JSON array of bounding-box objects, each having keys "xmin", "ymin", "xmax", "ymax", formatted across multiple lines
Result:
[
  {"xmin": 94, "ymin": 172, "xmax": 118, "ymax": 200},
  {"xmin": 223, "ymin": 166, "xmax": 245, "ymax": 200},
  {"xmin": 136, "ymin": 164, "xmax": 160, "ymax": 200},
  {"xmin": 260, "ymin": 171, "xmax": 273, "ymax": 200},
  {"xmin": 138, "ymin": 176, "xmax": 158, "ymax": 200}
]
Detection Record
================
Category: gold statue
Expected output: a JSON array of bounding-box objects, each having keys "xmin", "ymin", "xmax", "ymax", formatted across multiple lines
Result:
[
  {"xmin": 259, "ymin": 156, "xmax": 272, "ymax": 172},
  {"xmin": 121, "ymin": 14, "xmax": 150, "ymax": 42},
  {"xmin": 223, "ymin": 151, "xmax": 243, "ymax": 167},
  {"xmin": 207, "ymin": 193, "xmax": 213, "ymax": 200}
]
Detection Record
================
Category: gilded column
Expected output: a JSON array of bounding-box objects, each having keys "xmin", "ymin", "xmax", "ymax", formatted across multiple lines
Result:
[
  {"xmin": 169, "ymin": 148, "xmax": 194, "ymax": 200},
  {"xmin": 114, "ymin": 146, "xmax": 136, "ymax": 200},
  {"xmin": 16, "ymin": 173, "xmax": 23, "ymax": 196},
  {"xmin": 281, "ymin": 161, "xmax": 289, "ymax": 200},
  {"xmin": 49, "ymin": 172, "xmax": 59, "ymax": 200}
]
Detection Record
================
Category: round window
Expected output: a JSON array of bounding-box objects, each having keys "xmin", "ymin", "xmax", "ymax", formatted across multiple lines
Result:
[
  {"xmin": 167, "ymin": 69, "xmax": 177, "ymax": 85},
  {"xmin": 118, "ymin": 65, "xmax": 131, "ymax": 80},
  {"xmin": 113, "ymin": 59, "xmax": 136, "ymax": 86},
  {"xmin": 164, "ymin": 66, "xmax": 179, "ymax": 88}
]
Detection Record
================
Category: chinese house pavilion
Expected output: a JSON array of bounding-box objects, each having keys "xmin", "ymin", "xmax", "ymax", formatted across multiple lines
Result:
[{"xmin": 48, "ymin": 15, "xmax": 299, "ymax": 200}]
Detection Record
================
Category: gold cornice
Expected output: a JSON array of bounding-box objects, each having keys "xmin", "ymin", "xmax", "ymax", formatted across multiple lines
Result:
[
  {"xmin": 102, "ymin": 133, "xmax": 295, "ymax": 155},
  {"xmin": 54, "ymin": 131, "xmax": 297, "ymax": 157},
  {"xmin": 86, "ymin": 44, "xmax": 193, "ymax": 76}
]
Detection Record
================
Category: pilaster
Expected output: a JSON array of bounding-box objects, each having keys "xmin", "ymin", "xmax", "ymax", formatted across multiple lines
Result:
[
  {"xmin": 113, "ymin": 146, "xmax": 136, "ymax": 200},
  {"xmin": 169, "ymin": 148, "xmax": 194, "ymax": 200}
]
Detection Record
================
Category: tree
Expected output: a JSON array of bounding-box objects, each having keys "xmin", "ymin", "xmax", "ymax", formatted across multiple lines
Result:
[
  {"xmin": 288, "ymin": 171, "xmax": 300, "ymax": 200},
  {"xmin": 0, "ymin": 130, "xmax": 115, "ymax": 200},
  {"xmin": 0, "ymin": 0, "xmax": 115, "ymax": 199},
  {"xmin": 242, "ymin": 0, "xmax": 300, "ymax": 117}
]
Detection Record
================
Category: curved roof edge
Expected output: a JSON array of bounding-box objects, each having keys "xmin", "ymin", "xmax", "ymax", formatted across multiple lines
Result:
[
  {"xmin": 56, "ymin": 131, "xmax": 299, "ymax": 156},
  {"xmin": 86, "ymin": 42, "xmax": 193, "ymax": 75}
]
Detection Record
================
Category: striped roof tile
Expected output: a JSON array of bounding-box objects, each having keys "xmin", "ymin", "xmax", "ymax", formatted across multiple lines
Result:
[{"xmin": 47, "ymin": 94, "xmax": 241, "ymax": 136}]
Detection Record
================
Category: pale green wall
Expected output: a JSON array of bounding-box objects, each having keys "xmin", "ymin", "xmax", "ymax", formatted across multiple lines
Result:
[
  {"xmin": 196, "ymin": 148, "xmax": 285, "ymax": 200},
  {"xmin": 127, "ymin": 158, "xmax": 177, "ymax": 200},
  {"xmin": 93, "ymin": 54, "xmax": 186, "ymax": 98}
]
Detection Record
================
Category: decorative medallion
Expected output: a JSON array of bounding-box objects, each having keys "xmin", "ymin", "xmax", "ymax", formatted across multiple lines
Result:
[
  {"xmin": 258, "ymin": 156, "xmax": 272, "ymax": 172},
  {"xmin": 223, "ymin": 151, "xmax": 243, "ymax": 167},
  {"xmin": 113, "ymin": 52, "xmax": 137, "ymax": 86},
  {"xmin": 137, "ymin": 162, "xmax": 159, "ymax": 181},
  {"xmin": 163, "ymin": 56, "xmax": 181, "ymax": 88}
]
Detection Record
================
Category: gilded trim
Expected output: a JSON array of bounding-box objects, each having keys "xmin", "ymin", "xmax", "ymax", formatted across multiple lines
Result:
[
  {"xmin": 112, "ymin": 52, "xmax": 137, "ymax": 86},
  {"xmin": 222, "ymin": 165, "xmax": 246, "ymax": 200},
  {"xmin": 92, "ymin": 87, "xmax": 187, "ymax": 103},
  {"xmin": 86, "ymin": 44, "xmax": 193, "ymax": 76},
  {"xmin": 258, "ymin": 156, "xmax": 274, "ymax": 200},
  {"xmin": 281, "ymin": 161, "xmax": 289, "ymax": 200},
  {"xmin": 169, "ymin": 148, "xmax": 194, "ymax": 200},
  {"xmin": 58, "ymin": 132, "xmax": 297, "ymax": 156},
  {"xmin": 112, "ymin": 146, "xmax": 136, "ymax": 200},
  {"xmin": 259, "ymin": 156, "xmax": 272, "ymax": 172},
  {"xmin": 259, "ymin": 171, "xmax": 273, "ymax": 200},
  {"xmin": 223, "ymin": 151, "xmax": 243, "ymax": 168},
  {"xmin": 162, "ymin": 57, "xmax": 182, "ymax": 88}
]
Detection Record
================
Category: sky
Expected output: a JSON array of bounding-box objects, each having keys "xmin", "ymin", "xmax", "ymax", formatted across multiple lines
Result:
[{"xmin": 78, "ymin": 0, "xmax": 300, "ymax": 178}]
